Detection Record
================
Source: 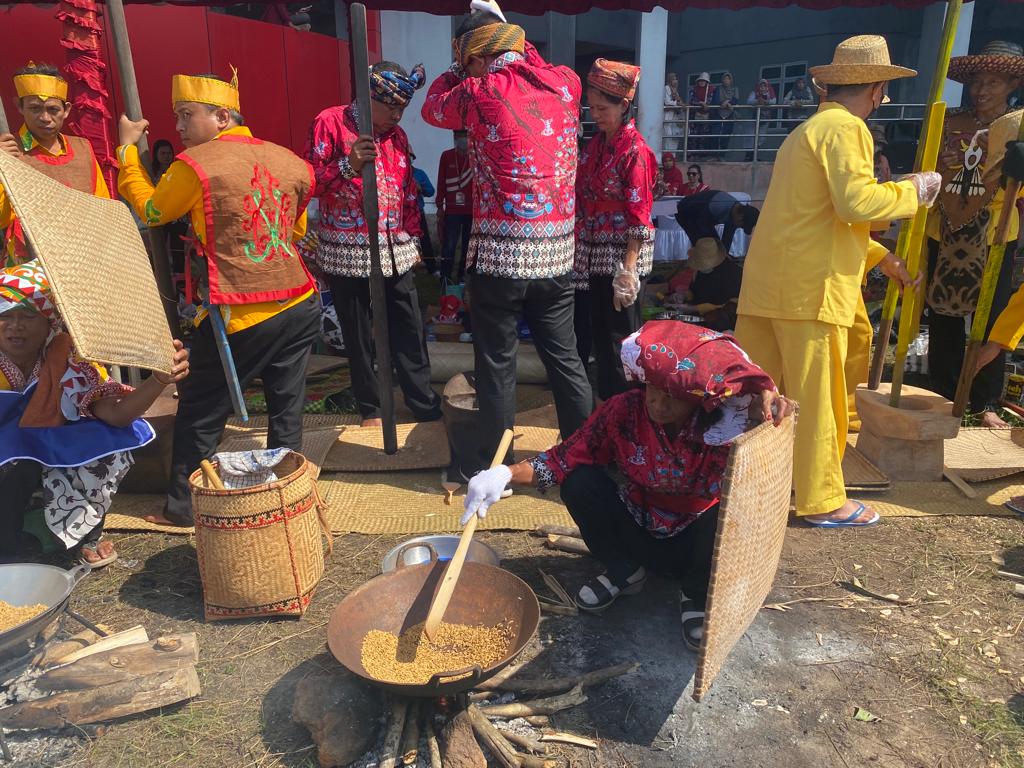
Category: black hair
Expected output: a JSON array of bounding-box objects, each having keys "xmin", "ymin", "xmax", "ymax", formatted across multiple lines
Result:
[
  {"xmin": 370, "ymin": 60, "xmax": 409, "ymax": 78},
  {"xmin": 151, "ymin": 139, "xmax": 175, "ymax": 178},
  {"xmin": 825, "ymin": 82, "xmax": 880, "ymax": 99},
  {"xmin": 455, "ymin": 9, "xmax": 502, "ymax": 38},
  {"xmin": 188, "ymin": 74, "xmax": 246, "ymax": 125},
  {"xmin": 687, "ymin": 164, "xmax": 703, "ymax": 181},
  {"xmin": 15, "ymin": 62, "xmax": 67, "ymax": 105}
]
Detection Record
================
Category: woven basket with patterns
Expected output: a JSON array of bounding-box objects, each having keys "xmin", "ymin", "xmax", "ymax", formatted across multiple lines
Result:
[
  {"xmin": 694, "ymin": 413, "xmax": 796, "ymax": 701},
  {"xmin": 191, "ymin": 452, "xmax": 332, "ymax": 621}
]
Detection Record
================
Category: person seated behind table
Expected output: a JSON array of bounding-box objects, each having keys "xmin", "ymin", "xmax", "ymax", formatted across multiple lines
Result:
[
  {"xmin": 685, "ymin": 238, "xmax": 742, "ymax": 331},
  {"xmin": 461, "ymin": 320, "xmax": 791, "ymax": 649},
  {"xmin": 660, "ymin": 153, "xmax": 684, "ymax": 196},
  {"xmin": 0, "ymin": 260, "xmax": 190, "ymax": 566},
  {"xmin": 675, "ymin": 189, "xmax": 759, "ymax": 253}
]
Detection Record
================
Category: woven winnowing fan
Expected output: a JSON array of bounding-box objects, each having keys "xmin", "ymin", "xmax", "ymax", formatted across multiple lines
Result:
[
  {"xmin": 693, "ymin": 412, "xmax": 796, "ymax": 701},
  {"xmin": 0, "ymin": 151, "xmax": 174, "ymax": 374}
]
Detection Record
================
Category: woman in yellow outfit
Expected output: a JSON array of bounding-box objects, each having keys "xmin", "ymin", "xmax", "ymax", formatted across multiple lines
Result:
[{"xmin": 735, "ymin": 35, "xmax": 940, "ymax": 527}]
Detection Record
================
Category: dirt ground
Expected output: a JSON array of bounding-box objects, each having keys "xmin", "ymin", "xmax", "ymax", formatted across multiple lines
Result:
[{"xmin": 3, "ymin": 507, "xmax": 1019, "ymax": 768}]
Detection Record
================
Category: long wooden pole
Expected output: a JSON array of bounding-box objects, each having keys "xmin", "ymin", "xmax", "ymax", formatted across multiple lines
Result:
[
  {"xmin": 106, "ymin": 0, "xmax": 178, "ymax": 336},
  {"xmin": 350, "ymin": 3, "xmax": 398, "ymax": 454},
  {"xmin": 867, "ymin": 0, "xmax": 962, "ymax": 393},
  {"xmin": 0, "ymin": 98, "xmax": 9, "ymax": 134},
  {"xmin": 951, "ymin": 115, "xmax": 1024, "ymax": 417}
]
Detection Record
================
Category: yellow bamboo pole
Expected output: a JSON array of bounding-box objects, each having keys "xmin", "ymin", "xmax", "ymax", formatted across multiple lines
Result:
[
  {"xmin": 888, "ymin": 102, "xmax": 946, "ymax": 406},
  {"xmin": 867, "ymin": 0, "xmax": 962, "ymax": 392}
]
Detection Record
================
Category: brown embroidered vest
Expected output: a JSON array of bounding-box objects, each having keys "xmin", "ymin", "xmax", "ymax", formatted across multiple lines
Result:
[
  {"xmin": 20, "ymin": 135, "xmax": 98, "ymax": 193},
  {"xmin": 178, "ymin": 134, "xmax": 314, "ymax": 304}
]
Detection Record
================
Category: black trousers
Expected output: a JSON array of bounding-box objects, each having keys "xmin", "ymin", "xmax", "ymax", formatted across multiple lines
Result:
[
  {"xmin": 468, "ymin": 273, "xmax": 593, "ymax": 472},
  {"xmin": 0, "ymin": 461, "xmax": 42, "ymax": 560},
  {"xmin": 573, "ymin": 289, "xmax": 592, "ymax": 368},
  {"xmin": 560, "ymin": 466, "xmax": 720, "ymax": 609},
  {"xmin": 166, "ymin": 294, "xmax": 320, "ymax": 519},
  {"xmin": 420, "ymin": 222, "xmax": 437, "ymax": 271},
  {"xmin": 441, "ymin": 214, "xmax": 472, "ymax": 283},
  {"xmin": 926, "ymin": 238, "xmax": 1016, "ymax": 412},
  {"xmin": 590, "ymin": 274, "xmax": 645, "ymax": 401},
  {"xmin": 329, "ymin": 271, "xmax": 441, "ymax": 422}
]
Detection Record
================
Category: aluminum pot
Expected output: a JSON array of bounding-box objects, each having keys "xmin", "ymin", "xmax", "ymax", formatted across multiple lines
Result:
[
  {"xmin": 0, "ymin": 564, "xmax": 90, "ymax": 657},
  {"xmin": 381, "ymin": 536, "xmax": 500, "ymax": 573}
]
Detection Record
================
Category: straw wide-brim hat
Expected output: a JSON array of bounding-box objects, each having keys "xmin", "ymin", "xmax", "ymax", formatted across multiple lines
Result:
[
  {"xmin": 687, "ymin": 237, "xmax": 726, "ymax": 273},
  {"xmin": 948, "ymin": 40, "xmax": 1024, "ymax": 84},
  {"xmin": 809, "ymin": 35, "xmax": 917, "ymax": 85}
]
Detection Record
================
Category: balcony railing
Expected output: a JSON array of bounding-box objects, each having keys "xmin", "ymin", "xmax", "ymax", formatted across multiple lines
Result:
[{"xmin": 582, "ymin": 103, "xmax": 927, "ymax": 165}]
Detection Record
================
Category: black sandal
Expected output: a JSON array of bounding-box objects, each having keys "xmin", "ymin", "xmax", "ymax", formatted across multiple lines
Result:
[
  {"xmin": 575, "ymin": 567, "xmax": 646, "ymax": 613},
  {"xmin": 679, "ymin": 591, "xmax": 706, "ymax": 651}
]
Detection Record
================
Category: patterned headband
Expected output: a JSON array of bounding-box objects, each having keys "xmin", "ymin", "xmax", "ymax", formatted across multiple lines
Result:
[{"xmin": 369, "ymin": 64, "xmax": 426, "ymax": 107}]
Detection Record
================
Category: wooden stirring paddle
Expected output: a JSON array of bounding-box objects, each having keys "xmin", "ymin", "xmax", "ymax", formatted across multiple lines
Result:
[{"xmin": 423, "ymin": 428, "xmax": 514, "ymax": 641}]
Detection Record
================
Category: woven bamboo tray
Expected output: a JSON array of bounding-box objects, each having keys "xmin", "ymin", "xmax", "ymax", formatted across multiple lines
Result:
[
  {"xmin": 943, "ymin": 427, "xmax": 1024, "ymax": 483},
  {"xmin": 0, "ymin": 151, "xmax": 174, "ymax": 373}
]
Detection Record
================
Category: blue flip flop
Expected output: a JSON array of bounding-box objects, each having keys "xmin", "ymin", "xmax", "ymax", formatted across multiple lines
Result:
[
  {"xmin": 1004, "ymin": 496, "xmax": 1024, "ymax": 516},
  {"xmin": 804, "ymin": 502, "xmax": 880, "ymax": 528}
]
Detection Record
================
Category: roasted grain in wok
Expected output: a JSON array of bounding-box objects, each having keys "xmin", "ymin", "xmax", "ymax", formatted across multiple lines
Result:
[
  {"xmin": 361, "ymin": 621, "xmax": 514, "ymax": 685},
  {"xmin": 0, "ymin": 601, "xmax": 48, "ymax": 632}
]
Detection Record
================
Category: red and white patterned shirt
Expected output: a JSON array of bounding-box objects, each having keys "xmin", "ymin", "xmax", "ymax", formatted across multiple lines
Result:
[
  {"xmin": 304, "ymin": 104, "xmax": 423, "ymax": 278},
  {"xmin": 422, "ymin": 45, "xmax": 581, "ymax": 280},
  {"xmin": 574, "ymin": 120, "xmax": 657, "ymax": 286}
]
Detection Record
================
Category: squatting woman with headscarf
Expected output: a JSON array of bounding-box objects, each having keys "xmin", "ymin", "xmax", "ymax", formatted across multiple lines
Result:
[
  {"xmin": 573, "ymin": 59, "xmax": 658, "ymax": 401},
  {"xmin": 462, "ymin": 320, "xmax": 792, "ymax": 649}
]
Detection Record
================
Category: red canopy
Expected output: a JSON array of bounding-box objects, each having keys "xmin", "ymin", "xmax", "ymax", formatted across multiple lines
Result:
[{"xmin": 340, "ymin": 0, "xmax": 956, "ymax": 11}]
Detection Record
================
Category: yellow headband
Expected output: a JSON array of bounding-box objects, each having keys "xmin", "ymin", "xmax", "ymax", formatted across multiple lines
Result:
[
  {"xmin": 171, "ymin": 67, "xmax": 240, "ymax": 111},
  {"xmin": 14, "ymin": 73, "xmax": 68, "ymax": 102}
]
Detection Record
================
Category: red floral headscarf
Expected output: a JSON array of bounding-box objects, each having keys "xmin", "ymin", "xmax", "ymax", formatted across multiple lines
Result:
[{"xmin": 621, "ymin": 320, "xmax": 775, "ymax": 411}]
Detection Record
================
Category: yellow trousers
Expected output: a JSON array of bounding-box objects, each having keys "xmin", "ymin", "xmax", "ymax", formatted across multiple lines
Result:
[
  {"xmin": 735, "ymin": 315, "xmax": 848, "ymax": 516},
  {"xmin": 845, "ymin": 298, "xmax": 872, "ymax": 432}
]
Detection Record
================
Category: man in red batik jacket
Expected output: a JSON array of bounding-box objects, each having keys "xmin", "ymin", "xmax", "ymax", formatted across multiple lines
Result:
[
  {"xmin": 423, "ymin": 1, "xmax": 592, "ymax": 476},
  {"xmin": 306, "ymin": 61, "xmax": 442, "ymax": 427}
]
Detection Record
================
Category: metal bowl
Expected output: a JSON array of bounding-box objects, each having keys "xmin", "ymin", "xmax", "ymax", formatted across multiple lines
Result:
[{"xmin": 381, "ymin": 535, "xmax": 501, "ymax": 573}]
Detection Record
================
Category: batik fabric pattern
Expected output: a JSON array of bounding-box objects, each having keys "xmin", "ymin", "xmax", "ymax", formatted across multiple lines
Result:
[
  {"xmin": 529, "ymin": 389, "xmax": 730, "ymax": 538},
  {"xmin": 573, "ymin": 119, "xmax": 656, "ymax": 289},
  {"xmin": 422, "ymin": 43, "xmax": 580, "ymax": 279},
  {"xmin": 305, "ymin": 104, "xmax": 422, "ymax": 278},
  {"xmin": 0, "ymin": 347, "xmax": 136, "ymax": 548}
]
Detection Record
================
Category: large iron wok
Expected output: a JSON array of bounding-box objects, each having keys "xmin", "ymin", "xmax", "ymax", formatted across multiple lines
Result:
[
  {"xmin": 0, "ymin": 563, "xmax": 91, "ymax": 658},
  {"xmin": 328, "ymin": 547, "xmax": 539, "ymax": 697}
]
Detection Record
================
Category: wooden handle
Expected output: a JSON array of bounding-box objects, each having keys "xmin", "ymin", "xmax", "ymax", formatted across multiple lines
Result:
[
  {"xmin": 199, "ymin": 460, "xmax": 225, "ymax": 491},
  {"xmin": 423, "ymin": 429, "xmax": 514, "ymax": 641}
]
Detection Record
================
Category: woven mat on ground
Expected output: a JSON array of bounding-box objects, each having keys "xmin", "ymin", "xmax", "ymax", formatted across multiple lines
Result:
[
  {"xmin": 217, "ymin": 426, "xmax": 340, "ymax": 479},
  {"xmin": 842, "ymin": 444, "xmax": 890, "ymax": 491},
  {"xmin": 943, "ymin": 428, "xmax": 1024, "ymax": 483},
  {"xmin": 323, "ymin": 422, "xmax": 451, "ymax": 472},
  {"xmin": 512, "ymin": 425, "xmax": 560, "ymax": 462},
  {"xmin": 225, "ymin": 413, "xmax": 360, "ymax": 432},
  {"xmin": 306, "ymin": 353, "xmax": 346, "ymax": 377},
  {"xmin": 319, "ymin": 471, "xmax": 573, "ymax": 534},
  {"xmin": 864, "ymin": 478, "xmax": 1019, "ymax": 518},
  {"xmin": 105, "ymin": 495, "xmax": 193, "ymax": 535},
  {"xmin": 245, "ymin": 367, "xmax": 352, "ymax": 415}
]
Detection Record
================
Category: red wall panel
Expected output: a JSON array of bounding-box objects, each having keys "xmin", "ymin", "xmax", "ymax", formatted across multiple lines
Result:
[
  {"xmin": 0, "ymin": 5, "xmax": 356, "ymax": 184},
  {"xmin": 105, "ymin": 4, "xmax": 212, "ymax": 155},
  {"xmin": 284, "ymin": 28, "xmax": 344, "ymax": 154},
  {"xmin": 0, "ymin": 5, "xmax": 67, "ymax": 128}
]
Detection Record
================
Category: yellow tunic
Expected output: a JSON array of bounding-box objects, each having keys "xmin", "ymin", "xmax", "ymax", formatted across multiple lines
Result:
[
  {"xmin": 736, "ymin": 102, "xmax": 920, "ymax": 516},
  {"xmin": 116, "ymin": 126, "xmax": 312, "ymax": 335},
  {"xmin": 1, "ymin": 125, "xmax": 110, "ymax": 265},
  {"xmin": 979, "ymin": 110, "xmax": 1024, "ymax": 350}
]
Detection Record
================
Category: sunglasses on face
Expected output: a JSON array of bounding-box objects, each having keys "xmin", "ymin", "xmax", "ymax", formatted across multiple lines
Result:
[{"xmin": 687, "ymin": 172, "xmax": 698, "ymax": 177}]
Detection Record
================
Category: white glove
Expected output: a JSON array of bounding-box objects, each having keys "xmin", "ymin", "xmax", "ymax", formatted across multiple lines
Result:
[
  {"xmin": 460, "ymin": 465, "xmax": 513, "ymax": 525},
  {"xmin": 612, "ymin": 261, "xmax": 641, "ymax": 312},
  {"xmin": 906, "ymin": 171, "xmax": 942, "ymax": 208}
]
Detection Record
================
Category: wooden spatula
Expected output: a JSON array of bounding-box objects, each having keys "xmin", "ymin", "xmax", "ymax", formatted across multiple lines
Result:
[{"xmin": 423, "ymin": 428, "xmax": 514, "ymax": 641}]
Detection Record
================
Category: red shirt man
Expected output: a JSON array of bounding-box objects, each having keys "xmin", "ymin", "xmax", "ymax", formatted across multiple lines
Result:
[
  {"xmin": 435, "ymin": 130, "xmax": 473, "ymax": 281},
  {"xmin": 421, "ymin": 4, "xmax": 592, "ymax": 476}
]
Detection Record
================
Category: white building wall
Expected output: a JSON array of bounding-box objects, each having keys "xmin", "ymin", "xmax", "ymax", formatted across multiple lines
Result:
[{"xmin": 380, "ymin": 11, "xmax": 456, "ymax": 214}]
